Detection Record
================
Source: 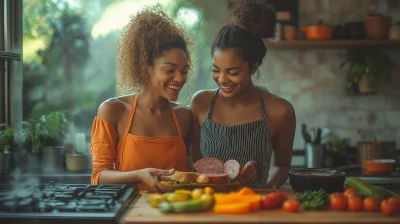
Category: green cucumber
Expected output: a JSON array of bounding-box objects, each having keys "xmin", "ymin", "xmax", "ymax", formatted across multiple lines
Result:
[
  {"xmin": 344, "ymin": 177, "xmax": 389, "ymax": 200},
  {"xmin": 171, "ymin": 199, "xmax": 205, "ymax": 213}
]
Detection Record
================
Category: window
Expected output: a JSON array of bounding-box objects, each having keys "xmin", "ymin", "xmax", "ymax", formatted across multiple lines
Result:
[{"xmin": 22, "ymin": 0, "xmax": 227, "ymax": 137}]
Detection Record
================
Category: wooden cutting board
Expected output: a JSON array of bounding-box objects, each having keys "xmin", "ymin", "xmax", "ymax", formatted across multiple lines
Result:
[
  {"xmin": 158, "ymin": 180, "xmax": 241, "ymax": 192},
  {"xmin": 122, "ymin": 189, "xmax": 400, "ymax": 224}
]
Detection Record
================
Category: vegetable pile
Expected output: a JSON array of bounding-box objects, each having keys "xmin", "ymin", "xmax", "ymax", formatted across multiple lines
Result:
[{"xmin": 295, "ymin": 188, "xmax": 328, "ymax": 210}]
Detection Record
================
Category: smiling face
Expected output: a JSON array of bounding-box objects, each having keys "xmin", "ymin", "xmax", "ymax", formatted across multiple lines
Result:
[
  {"xmin": 211, "ymin": 48, "xmax": 254, "ymax": 97},
  {"xmin": 147, "ymin": 48, "xmax": 189, "ymax": 101}
]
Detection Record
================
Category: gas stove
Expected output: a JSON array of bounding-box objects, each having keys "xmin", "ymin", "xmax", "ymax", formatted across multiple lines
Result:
[{"xmin": 0, "ymin": 183, "xmax": 138, "ymax": 224}]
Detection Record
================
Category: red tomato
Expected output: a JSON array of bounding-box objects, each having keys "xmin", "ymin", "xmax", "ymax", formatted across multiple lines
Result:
[
  {"xmin": 265, "ymin": 192, "xmax": 288, "ymax": 205},
  {"xmin": 381, "ymin": 199, "xmax": 398, "ymax": 216},
  {"xmin": 347, "ymin": 196, "xmax": 363, "ymax": 212},
  {"xmin": 329, "ymin": 192, "xmax": 343, "ymax": 203},
  {"xmin": 388, "ymin": 197, "xmax": 400, "ymax": 210},
  {"xmin": 282, "ymin": 200, "xmax": 300, "ymax": 212},
  {"xmin": 343, "ymin": 188, "xmax": 359, "ymax": 199},
  {"xmin": 363, "ymin": 197, "xmax": 379, "ymax": 212},
  {"xmin": 261, "ymin": 194, "xmax": 281, "ymax": 209},
  {"xmin": 330, "ymin": 195, "xmax": 347, "ymax": 210}
]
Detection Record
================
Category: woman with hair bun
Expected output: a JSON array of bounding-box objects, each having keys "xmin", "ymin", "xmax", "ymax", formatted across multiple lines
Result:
[
  {"xmin": 90, "ymin": 4, "xmax": 192, "ymax": 192},
  {"xmin": 190, "ymin": 0, "xmax": 296, "ymax": 189}
]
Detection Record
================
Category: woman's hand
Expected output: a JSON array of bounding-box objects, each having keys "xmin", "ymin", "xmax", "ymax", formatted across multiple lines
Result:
[
  {"xmin": 237, "ymin": 161, "xmax": 256, "ymax": 184},
  {"xmin": 138, "ymin": 168, "xmax": 175, "ymax": 192}
]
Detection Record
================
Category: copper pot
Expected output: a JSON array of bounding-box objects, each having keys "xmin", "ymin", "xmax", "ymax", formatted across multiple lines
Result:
[
  {"xmin": 363, "ymin": 159, "xmax": 396, "ymax": 175},
  {"xmin": 301, "ymin": 20, "xmax": 334, "ymax": 40},
  {"xmin": 357, "ymin": 139, "xmax": 396, "ymax": 174},
  {"xmin": 364, "ymin": 14, "xmax": 392, "ymax": 40}
]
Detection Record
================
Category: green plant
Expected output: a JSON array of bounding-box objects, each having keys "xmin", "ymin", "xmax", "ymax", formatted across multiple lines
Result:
[
  {"xmin": 20, "ymin": 119, "xmax": 42, "ymax": 154},
  {"xmin": 327, "ymin": 138, "xmax": 350, "ymax": 157},
  {"xmin": 0, "ymin": 124, "xmax": 14, "ymax": 153},
  {"xmin": 341, "ymin": 48, "xmax": 397, "ymax": 91},
  {"xmin": 39, "ymin": 112, "xmax": 69, "ymax": 146},
  {"xmin": 19, "ymin": 111, "xmax": 69, "ymax": 153}
]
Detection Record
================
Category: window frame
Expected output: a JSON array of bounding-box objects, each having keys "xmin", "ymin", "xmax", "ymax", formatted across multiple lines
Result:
[{"xmin": 0, "ymin": 0, "xmax": 22, "ymax": 126}]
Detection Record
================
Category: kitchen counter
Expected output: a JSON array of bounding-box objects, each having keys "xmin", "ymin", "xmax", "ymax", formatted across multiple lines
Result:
[{"xmin": 121, "ymin": 189, "xmax": 400, "ymax": 224}]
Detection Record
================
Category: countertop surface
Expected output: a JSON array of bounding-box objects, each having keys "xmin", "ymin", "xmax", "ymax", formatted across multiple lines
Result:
[{"xmin": 121, "ymin": 189, "xmax": 400, "ymax": 224}]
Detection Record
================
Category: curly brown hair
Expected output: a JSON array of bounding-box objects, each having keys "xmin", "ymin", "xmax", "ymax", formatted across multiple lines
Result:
[{"xmin": 117, "ymin": 4, "xmax": 192, "ymax": 93}]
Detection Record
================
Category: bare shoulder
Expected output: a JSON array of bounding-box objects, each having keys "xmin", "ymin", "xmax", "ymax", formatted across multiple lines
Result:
[
  {"xmin": 190, "ymin": 89, "xmax": 216, "ymax": 115},
  {"xmin": 171, "ymin": 102, "xmax": 191, "ymax": 120},
  {"xmin": 97, "ymin": 94, "xmax": 135, "ymax": 127},
  {"xmin": 260, "ymin": 89, "xmax": 295, "ymax": 121},
  {"xmin": 171, "ymin": 102, "xmax": 192, "ymax": 137}
]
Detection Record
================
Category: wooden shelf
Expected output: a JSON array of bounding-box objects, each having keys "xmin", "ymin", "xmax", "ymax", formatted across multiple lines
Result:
[{"xmin": 265, "ymin": 40, "xmax": 400, "ymax": 49}]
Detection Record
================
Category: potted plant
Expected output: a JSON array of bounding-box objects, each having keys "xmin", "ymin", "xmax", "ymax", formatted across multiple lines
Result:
[
  {"xmin": 341, "ymin": 48, "xmax": 396, "ymax": 94},
  {"xmin": 39, "ymin": 112, "xmax": 69, "ymax": 146},
  {"xmin": 327, "ymin": 138, "xmax": 350, "ymax": 167},
  {"xmin": 17, "ymin": 112, "xmax": 69, "ymax": 172},
  {"xmin": 38, "ymin": 112, "xmax": 69, "ymax": 172},
  {"xmin": 0, "ymin": 124, "xmax": 14, "ymax": 173},
  {"xmin": 18, "ymin": 119, "xmax": 42, "ymax": 172}
]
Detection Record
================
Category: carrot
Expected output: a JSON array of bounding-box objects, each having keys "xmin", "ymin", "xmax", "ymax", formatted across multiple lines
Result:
[
  {"xmin": 213, "ymin": 203, "xmax": 251, "ymax": 214},
  {"xmin": 237, "ymin": 187, "xmax": 257, "ymax": 196}
]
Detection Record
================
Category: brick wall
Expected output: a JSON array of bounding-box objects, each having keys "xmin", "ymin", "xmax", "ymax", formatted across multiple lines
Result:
[{"xmin": 258, "ymin": 0, "xmax": 400, "ymax": 149}]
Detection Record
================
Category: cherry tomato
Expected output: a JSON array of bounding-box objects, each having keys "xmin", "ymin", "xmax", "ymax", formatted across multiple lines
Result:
[
  {"xmin": 388, "ymin": 197, "xmax": 400, "ymax": 210},
  {"xmin": 347, "ymin": 196, "xmax": 363, "ymax": 212},
  {"xmin": 343, "ymin": 188, "xmax": 359, "ymax": 199},
  {"xmin": 282, "ymin": 200, "xmax": 300, "ymax": 212},
  {"xmin": 265, "ymin": 192, "xmax": 288, "ymax": 205},
  {"xmin": 329, "ymin": 192, "xmax": 343, "ymax": 203},
  {"xmin": 330, "ymin": 195, "xmax": 347, "ymax": 210},
  {"xmin": 261, "ymin": 194, "xmax": 281, "ymax": 209},
  {"xmin": 380, "ymin": 199, "xmax": 397, "ymax": 216},
  {"xmin": 363, "ymin": 197, "xmax": 379, "ymax": 212}
]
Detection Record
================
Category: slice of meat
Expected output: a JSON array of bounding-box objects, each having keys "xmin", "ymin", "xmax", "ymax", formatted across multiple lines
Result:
[
  {"xmin": 224, "ymin": 160, "xmax": 241, "ymax": 179},
  {"xmin": 194, "ymin": 158, "xmax": 224, "ymax": 174},
  {"xmin": 205, "ymin": 173, "xmax": 228, "ymax": 184}
]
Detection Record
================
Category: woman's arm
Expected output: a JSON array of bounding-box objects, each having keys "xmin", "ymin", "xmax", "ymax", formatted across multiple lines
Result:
[
  {"xmin": 189, "ymin": 91, "xmax": 205, "ymax": 164},
  {"xmin": 267, "ymin": 100, "xmax": 296, "ymax": 189}
]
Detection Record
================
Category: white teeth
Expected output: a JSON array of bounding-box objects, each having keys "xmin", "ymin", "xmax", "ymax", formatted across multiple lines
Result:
[
  {"xmin": 221, "ymin": 85, "xmax": 235, "ymax": 89},
  {"xmin": 168, "ymin": 85, "xmax": 181, "ymax": 90}
]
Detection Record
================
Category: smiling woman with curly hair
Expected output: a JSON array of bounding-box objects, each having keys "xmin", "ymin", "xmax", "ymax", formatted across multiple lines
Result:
[{"xmin": 90, "ymin": 4, "xmax": 193, "ymax": 192}]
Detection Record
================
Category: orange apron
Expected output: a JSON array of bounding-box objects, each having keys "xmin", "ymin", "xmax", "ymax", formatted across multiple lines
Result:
[{"xmin": 115, "ymin": 95, "xmax": 187, "ymax": 190}]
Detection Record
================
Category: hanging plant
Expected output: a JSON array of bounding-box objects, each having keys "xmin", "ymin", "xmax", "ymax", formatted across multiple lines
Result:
[{"xmin": 340, "ymin": 48, "xmax": 396, "ymax": 94}]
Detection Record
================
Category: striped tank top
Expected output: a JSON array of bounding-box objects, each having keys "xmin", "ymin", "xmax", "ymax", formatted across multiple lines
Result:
[{"xmin": 200, "ymin": 87, "xmax": 273, "ymax": 188}]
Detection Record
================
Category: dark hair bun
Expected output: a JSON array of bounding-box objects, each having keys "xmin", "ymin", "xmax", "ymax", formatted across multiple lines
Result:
[{"xmin": 230, "ymin": 0, "xmax": 276, "ymax": 39}]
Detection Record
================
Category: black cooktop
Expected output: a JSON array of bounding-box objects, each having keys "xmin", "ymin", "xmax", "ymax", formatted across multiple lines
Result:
[{"xmin": 0, "ymin": 183, "xmax": 138, "ymax": 224}]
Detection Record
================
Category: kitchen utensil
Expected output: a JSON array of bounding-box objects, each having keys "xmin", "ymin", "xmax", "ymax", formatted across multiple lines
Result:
[
  {"xmin": 314, "ymin": 128, "xmax": 322, "ymax": 144},
  {"xmin": 357, "ymin": 138, "xmax": 395, "ymax": 165},
  {"xmin": 332, "ymin": 24, "xmax": 346, "ymax": 39},
  {"xmin": 344, "ymin": 21, "xmax": 364, "ymax": 39},
  {"xmin": 321, "ymin": 128, "xmax": 333, "ymax": 144},
  {"xmin": 301, "ymin": 124, "xmax": 312, "ymax": 143},
  {"xmin": 66, "ymin": 153, "xmax": 86, "ymax": 172},
  {"xmin": 305, "ymin": 143, "xmax": 325, "ymax": 168},
  {"xmin": 288, "ymin": 164, "xmax": 361, "ymax": 193},
  {"xmin": 364, "ymin": 14, "xmax": 392, "ymax": 40},
  {"xmin": 301, "ymin": 19, "xmax": 335, "ymax": 40},
  {"xmin": 389, "ymin": 23, "xmax": 400, "ymax": 40},
  {"xmin": 363, "ymin": 159, "xmax": 396, "ymax": 176},
  {"xmin": 284, "ymin": 25, "xmax": 297, "ymax": 41}
]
